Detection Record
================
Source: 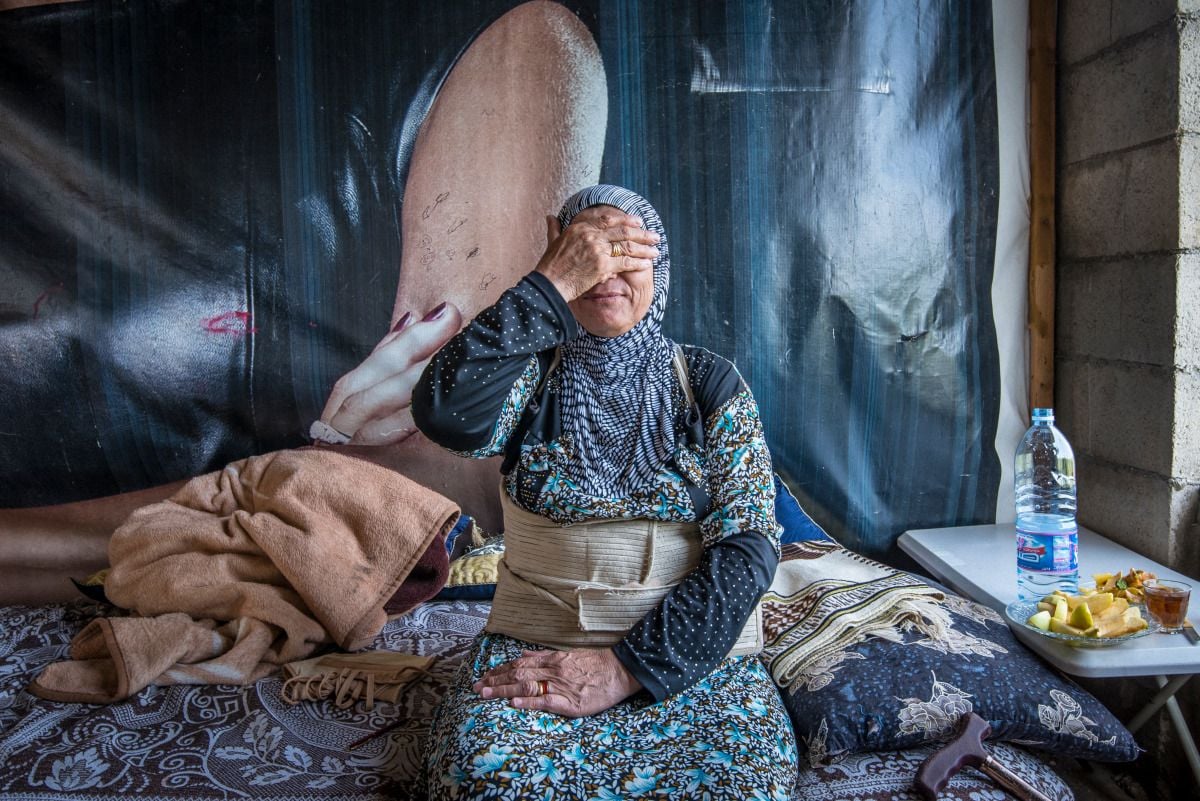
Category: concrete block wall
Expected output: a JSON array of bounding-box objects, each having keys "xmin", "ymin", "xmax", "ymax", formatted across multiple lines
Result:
[
  {"xmin": 1057, "ymin": 0, "xmax": 1200, "ymax": 575},
  {"xmin": 1057, "ymin": 2, "xmax": 1200, "ymax": 796}
]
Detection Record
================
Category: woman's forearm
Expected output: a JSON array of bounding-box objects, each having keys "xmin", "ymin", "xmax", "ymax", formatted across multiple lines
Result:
[
  {"xmin": 412, "ymin": 273, "xmax": 577, "ymax": 455},
  {"xmin": 612, "ymin": 531, "xmax": 777, "ymax": 702}
]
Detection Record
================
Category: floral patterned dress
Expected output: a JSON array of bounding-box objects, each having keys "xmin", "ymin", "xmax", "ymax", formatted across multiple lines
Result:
[
  {"xmin": 414, "ymin": 273, "xmax": 797, "ymax": 799},
  {"xmin": 425, "ymin": 637, "xmax": 796, "ymax": 800}
]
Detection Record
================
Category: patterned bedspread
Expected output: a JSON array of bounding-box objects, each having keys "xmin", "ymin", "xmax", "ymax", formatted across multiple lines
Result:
[
  {"xmin": 0, "ymin": 600, "xmax": 1070, "ymax": 801},
  {"xmin": 1, "ymin": 600, "xmax": 487, "ymax": 800}
]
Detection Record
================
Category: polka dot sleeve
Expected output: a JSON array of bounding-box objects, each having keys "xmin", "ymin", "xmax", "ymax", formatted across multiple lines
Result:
[
  {"xmin": 613, "ymin": 383, "xmax": 781, "ymax": 701},
  {"xmin": 412, "ymin": 272, "xmax": 578, "ymax": 455},
  {"xmin": 612, "ymin": 531, "xmax": 777, "ymax": 702}
]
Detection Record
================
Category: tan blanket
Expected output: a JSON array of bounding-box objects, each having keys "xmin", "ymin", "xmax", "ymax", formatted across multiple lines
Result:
[{"xmin": 30, "ymin": 448, "xmax": 458, "ymax": 704}]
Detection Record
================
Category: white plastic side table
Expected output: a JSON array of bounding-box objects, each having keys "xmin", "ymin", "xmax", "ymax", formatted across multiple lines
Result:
[{"xmin": 899, "ymin": 524, "xmax": 1200, "ymax": 783}]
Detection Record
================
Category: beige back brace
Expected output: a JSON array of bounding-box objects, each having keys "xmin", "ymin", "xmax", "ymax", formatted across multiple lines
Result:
[{"xmin": 486, "ymin": 487, "xmax": 764, "ymax": 656}]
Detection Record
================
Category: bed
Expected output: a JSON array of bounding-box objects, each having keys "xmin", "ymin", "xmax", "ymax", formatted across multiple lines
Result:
[
  {"xmin": 2, "ymin": 594, "xmax": 1083, "ymax": 801},
  {"xmin": 2, "ymin": 464, "xmax": 1140, "ymax": 801}
]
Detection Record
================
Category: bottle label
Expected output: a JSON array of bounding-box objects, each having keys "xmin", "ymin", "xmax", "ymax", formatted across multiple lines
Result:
[{"xmin": 1016, "ymin": 527, "xmax": 1078, "ymax": 574}]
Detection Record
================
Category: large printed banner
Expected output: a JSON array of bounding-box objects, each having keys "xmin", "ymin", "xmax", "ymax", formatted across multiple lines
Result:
[{"xmin": 0, "ymin": 0, "xmax": 1026, "ymax": 558}]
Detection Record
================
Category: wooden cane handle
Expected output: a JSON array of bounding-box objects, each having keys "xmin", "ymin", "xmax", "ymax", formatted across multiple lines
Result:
[{"xmin": 914, "ymin": 714, "xmax": 991, "ymax": 798}]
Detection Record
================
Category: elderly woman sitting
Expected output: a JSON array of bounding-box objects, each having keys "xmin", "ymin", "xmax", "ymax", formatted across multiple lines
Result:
[{"xmin": 414, "ymin": 185, "xmax": 796, "ymax": 799}]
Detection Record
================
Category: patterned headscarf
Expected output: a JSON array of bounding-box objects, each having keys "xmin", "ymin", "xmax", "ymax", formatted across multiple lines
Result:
[{"xmin": 555, "ymin": 185, "xmax": 677, "ymax": 497}]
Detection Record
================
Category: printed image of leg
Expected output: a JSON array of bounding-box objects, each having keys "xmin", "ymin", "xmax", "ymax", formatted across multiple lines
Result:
[
  {"xmin": 319, "ymin": 0, "xmax": 606, "ymax": 446},
  {"xmin": 0, "ymin": 481, "xmax": 185, "ymax": 605},
  {"xmin": 0, "ymin": 2, "xmax": 606, "ymax": 604}
]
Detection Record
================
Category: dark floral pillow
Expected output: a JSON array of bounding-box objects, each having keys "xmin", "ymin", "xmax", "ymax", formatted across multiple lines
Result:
[{"xmin": 761, "ymin": 547, "xmax": 1140, "ymax": 766}]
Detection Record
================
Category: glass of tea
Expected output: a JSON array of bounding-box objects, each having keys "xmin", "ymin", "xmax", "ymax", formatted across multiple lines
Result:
[{"xmin": 1143, "ymin": 579, "xmax": 1192, "ymax": 632}]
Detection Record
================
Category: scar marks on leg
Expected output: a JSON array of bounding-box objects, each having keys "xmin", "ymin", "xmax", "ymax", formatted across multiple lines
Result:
[
  {"xmin": 415, "ymin": 192, "xmax": 474, "ymax": 270},
  {"xmin": 422, "ymin": 191, "xmax": 451, "ymax": 220},
  {"xmin": 418, "ymin": 233, "xmax": 437, "ymax": 267},
  {"xmin": 478, "ymin": 272, "xmax": 497, "ymax": 291}
]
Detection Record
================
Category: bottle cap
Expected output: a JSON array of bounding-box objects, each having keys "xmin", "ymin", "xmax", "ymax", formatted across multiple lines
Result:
[{"xmin": 1032, "ymin": 407, "xmax": 1054, "ymax": 422}]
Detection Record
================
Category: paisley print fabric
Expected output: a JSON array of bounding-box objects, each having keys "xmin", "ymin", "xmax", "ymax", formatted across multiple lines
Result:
[
  {"xmin": 423, "ymin": 633, "xmax": 797, "ymax": 801},
  {"xmin": 0, "ymin": 598, "xmax": 1076, "ymax": 800},
  {"xmin": 0, "ymin": 600, "xmax": 491, "ymax": 800},
  {"xmin": 696, "ymin": 392, "xmax": 777, "ymax": 550},
  {"xmin": 792, "ymin": 743, "xmax": 1074, "ymax": 801}
]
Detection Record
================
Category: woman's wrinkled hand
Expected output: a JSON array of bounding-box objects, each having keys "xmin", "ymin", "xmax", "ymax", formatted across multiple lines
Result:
[
  {"xmin": 473, "ymin": 647, "xmax": 642, "ymax": 718},
  {"xmin": 314, "ymin": 301, "xmax": 463, "ymax": 446},
  {"xmin": 533, "ymin": 206, "xmax": 660, "ymax": 302}
]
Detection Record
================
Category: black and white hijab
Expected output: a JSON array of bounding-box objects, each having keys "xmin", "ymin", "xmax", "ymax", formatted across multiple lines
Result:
[{"xmin": 555, "ymin": 185, "xmax": 678, "ymax": 498}]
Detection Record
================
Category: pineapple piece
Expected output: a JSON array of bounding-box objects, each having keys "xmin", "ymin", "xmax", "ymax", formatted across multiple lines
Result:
[
  {"xmin": 1064, "ymin": 592, "xmax": 1113, "ymax": 612},
  {"xmin": 1090, "ymin": 618, "xmax": 1126, "ymax": 638},
  {"xmin": 1083, "ymin": 592, "xmax": 1114, "ymax": 614},
  {"xmin": 1094, "ymin": 598, "xmax": 1130, "ymax": 622},
  {"xmin": 1108, "ymin": 608, "xmax": 1148, "ymax": 637}
]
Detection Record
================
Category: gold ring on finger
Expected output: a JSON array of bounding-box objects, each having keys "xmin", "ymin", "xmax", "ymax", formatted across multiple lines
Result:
[
  {"xmin": 610, "ymin": 241, "xmax": 624, "ymax": 258},
  {"xmin": 537, "ymin": 679, "xmax": 550, "ymax": 696}
]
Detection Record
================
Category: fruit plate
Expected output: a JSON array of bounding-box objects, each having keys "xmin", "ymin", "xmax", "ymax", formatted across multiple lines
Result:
[{"xmin": 1004, "ymin": 600, "xmax": 1159, "ymax": 648}]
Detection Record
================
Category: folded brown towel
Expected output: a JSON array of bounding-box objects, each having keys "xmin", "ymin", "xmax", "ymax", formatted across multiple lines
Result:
[{"xmin": 30, "ymin": 448, "xmax": 458, "ymax": 704}]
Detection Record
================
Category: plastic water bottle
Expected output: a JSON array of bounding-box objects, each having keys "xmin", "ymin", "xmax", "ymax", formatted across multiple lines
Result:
[{"xmin": 1015, "ymin": 408, "xmax": 1078, "ymax": 601}]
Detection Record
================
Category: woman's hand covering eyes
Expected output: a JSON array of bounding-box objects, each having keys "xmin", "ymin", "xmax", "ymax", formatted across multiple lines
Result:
[{"xmin": 533, "ymin": 207, "xmax": 660, "ymax": 302}]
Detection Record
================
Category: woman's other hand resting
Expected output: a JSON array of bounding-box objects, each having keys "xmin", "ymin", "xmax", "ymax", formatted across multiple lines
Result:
[
  {"xmin": 472, "ymin": 648, "xmax": 641, "ymax": 718},
  {"xmin": 534, "ymin": 206, "xmax": 659, "ymax": 302},
  {"xmin": 316, "ymin": 302, "xmax": 463, "ymax": 445}
]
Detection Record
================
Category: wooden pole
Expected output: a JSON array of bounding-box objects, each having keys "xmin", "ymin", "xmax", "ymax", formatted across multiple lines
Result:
[{"xmin": 1027, "ymin": 0, "xmax": 1056, "ymax": 411}]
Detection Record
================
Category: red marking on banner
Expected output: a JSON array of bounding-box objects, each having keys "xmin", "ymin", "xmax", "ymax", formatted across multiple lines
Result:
[
  {"xmin": 31, "ymin": 281, "xmax": 65, "ymax": 319},
  {"xmin": 203, "ymin": 311, "xmax": 257, "ymax": 335}
]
